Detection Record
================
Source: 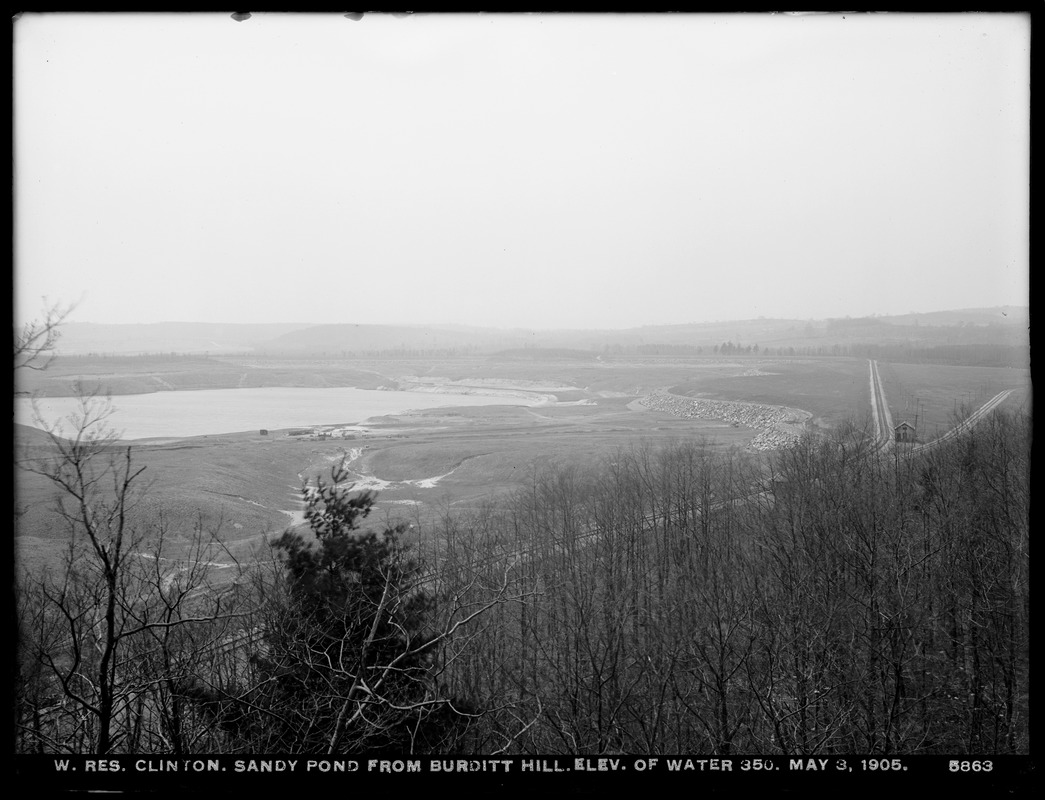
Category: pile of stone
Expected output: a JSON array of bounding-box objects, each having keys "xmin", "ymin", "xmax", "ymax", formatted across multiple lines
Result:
[
  {"xmin": 639, "ymin": 392, "xmax": 808, "ymax": 451},
  {"xmin": 749, "ymin": 427, "xmax": 804, "ymax": 451}
]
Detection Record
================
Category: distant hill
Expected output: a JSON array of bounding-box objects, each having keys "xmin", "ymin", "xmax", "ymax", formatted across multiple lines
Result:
[
  {"xmin": 47, "ymin": 307, "xmax": 1028, "ymax": 359},
  {"xmin": 876, "ymin": 306, "xmax": 1028, "ymax": 328},
  {"xmin": 13, "ymin": 422, "xmax": 57, "ymax": 449},
  {"xmin": 255, "ymin": 324, "xmax": 514, "ymax": 354},
  {"xmin": 54, "ymin": 322, "xmax": 315, "ymax": 355}
]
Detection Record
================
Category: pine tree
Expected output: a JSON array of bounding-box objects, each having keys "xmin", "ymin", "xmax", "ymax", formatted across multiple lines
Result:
[{"xmin": 225, "ymin": 458, "xmax": 465, "ymax": 753}]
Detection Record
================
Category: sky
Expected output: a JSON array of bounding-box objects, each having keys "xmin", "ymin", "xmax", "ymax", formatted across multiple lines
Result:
[{"xmin": 14, "ymin": 12, "xmax": 1030, "ymax": 330}]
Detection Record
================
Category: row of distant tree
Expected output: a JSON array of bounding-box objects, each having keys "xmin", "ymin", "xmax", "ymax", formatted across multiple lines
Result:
[{"xmin": 628, "ymin": 342, "xmax": 1026, "ymax": 366}]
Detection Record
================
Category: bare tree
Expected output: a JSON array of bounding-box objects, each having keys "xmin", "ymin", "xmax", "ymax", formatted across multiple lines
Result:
[
  {"xmin": 15, "ymin": 393, "xmax": 250, "ymax": 754},
  {"xmin": 14, "ymin": 300, "xmax": 74, "ymax": 379}
]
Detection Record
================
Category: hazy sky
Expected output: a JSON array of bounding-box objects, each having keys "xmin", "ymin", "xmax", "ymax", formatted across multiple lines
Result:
[{"xmin": 14, "ymin": 12, "xmax": 1029, "ymax": 330}]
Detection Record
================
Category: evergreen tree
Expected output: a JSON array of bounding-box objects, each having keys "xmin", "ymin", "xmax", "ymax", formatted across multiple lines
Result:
[{"xmin": 207, "ymin": 458, "xmax": 470, "ymax": 753}]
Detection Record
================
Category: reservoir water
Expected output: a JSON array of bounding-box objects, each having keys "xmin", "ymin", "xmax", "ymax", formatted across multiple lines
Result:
[{"xmin": 16, "ymin": 386, "xmax": 543, "ymax": 440}]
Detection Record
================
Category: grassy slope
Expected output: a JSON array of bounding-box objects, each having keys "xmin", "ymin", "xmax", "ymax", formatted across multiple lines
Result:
[{"xmin": 15, "ymin": 427, "xmax": 313, "ymax": 574}]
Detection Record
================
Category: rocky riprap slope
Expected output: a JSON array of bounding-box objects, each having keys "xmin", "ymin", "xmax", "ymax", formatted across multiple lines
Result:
[{"xmin": 639, "ymin": 391, "xmax": 810, "ymax": 451}]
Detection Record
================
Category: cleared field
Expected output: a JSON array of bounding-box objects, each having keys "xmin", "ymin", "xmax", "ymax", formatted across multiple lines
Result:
[
  {"xmin": 15, "ymin": 425, "xmax": 309, "ymax": 574},
  {"xmin": 877, "ymin": 362, "xmax": 1031, "ymax": 441},
  {"xmin": 351, "ymin": 400, "xmax": 753, "ymax": 506},
  {"xmin": 665, "ymin": 358, "xmax": 871, "ymax": 428}
]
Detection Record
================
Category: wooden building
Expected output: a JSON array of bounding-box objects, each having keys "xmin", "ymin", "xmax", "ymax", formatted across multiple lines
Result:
[{"xmin": 894, "ymin": 420, "xmax": 916, "ymax": 443}]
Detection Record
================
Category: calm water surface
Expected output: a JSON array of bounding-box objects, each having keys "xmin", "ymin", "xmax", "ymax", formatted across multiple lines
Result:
[{"xmin": 17, "ymin": 386, "xmax": 542, "ymax": 440}]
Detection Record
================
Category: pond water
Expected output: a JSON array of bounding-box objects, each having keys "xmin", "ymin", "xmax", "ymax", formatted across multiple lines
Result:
[{"xmin": 16, "ymin": 386, "xmax": 543, "ymax": 440}]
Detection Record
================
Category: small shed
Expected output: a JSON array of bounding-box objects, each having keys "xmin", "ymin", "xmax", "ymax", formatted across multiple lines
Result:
[{"xmin": 894, "ymin": 421, "xmax": 916, "ymax": 443}]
